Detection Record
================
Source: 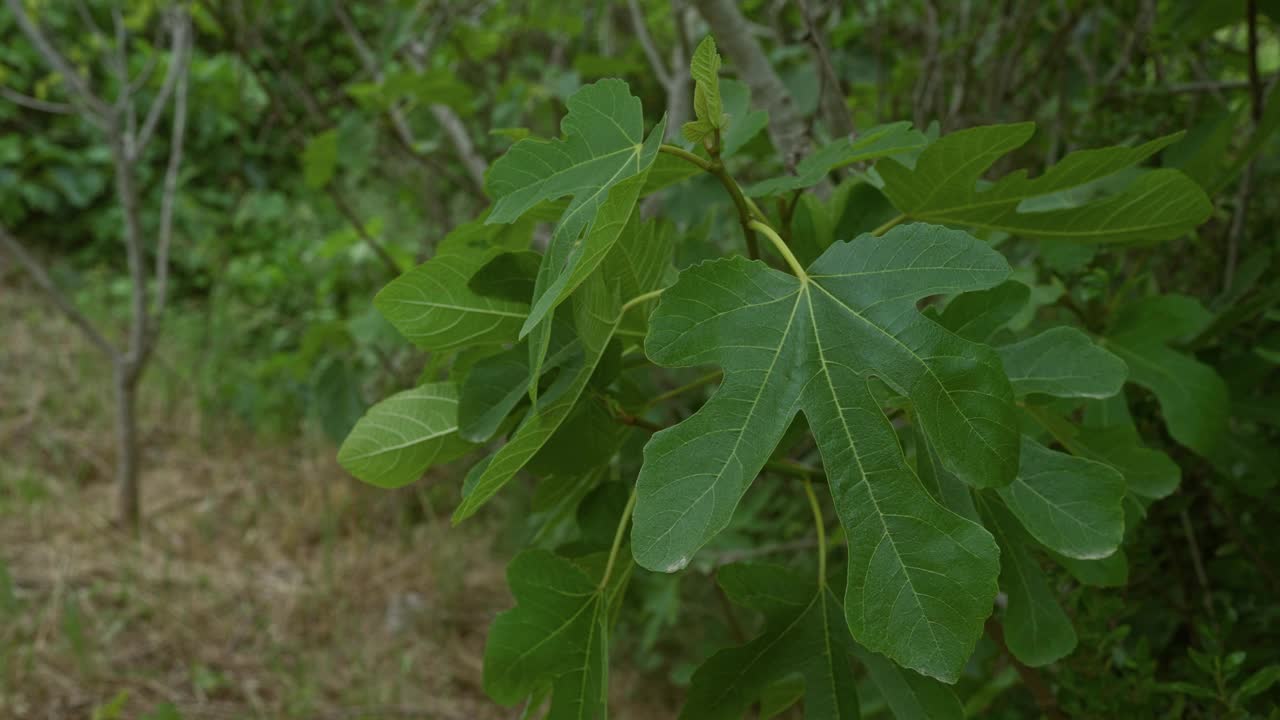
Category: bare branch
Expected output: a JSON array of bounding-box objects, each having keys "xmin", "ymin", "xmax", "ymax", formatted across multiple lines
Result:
[
  {"xmin": 334, "ymin": 0, "xmax": 488, "ymax": 195},
  {"xmin": 136, "ymin": 11, "xmax": 193, "ymax": 156},
  {"xmin": 627, "ymin": 0, "xmax": 673, "ymax": 87},
  {"xmin": 333, "ymin": 0, "xmax": 380, "ymax": 70},
  {"xmin": 111, "ymin": 144, "xmax": 148, "ymax": 370},
  {"xmin": 0, "ymin": 226, "xmax": 117, "ymax": 359},
  {"xmin": 665, "ymin": 0, "xmax": 692, "ymax": 135},
  {"xmin": 4, "ymin": 0, "xmax": 110, "ymax": 118},
  {"xmin": 671, "ymin": 0, "xmax": 692, "ymax": 63},
  {"xmin": 1224, "ymin": 0, "xmax": 1265, "ymax": 292},
  {"xmin": 327, "ymin": 186, "xmax": 405, "ymax": 276},
  {"xmin": 110, "ymin": 8, "xmax": 140, "ymax": 158},
  {"xmin": 73, "ymin": 0, "xmax": 106, "ymax": 38},
  {"xmin": 340, "ymin": 0, "xmax": 488, "ymax": 193},
  {"xmin": 796, "ymin": 0, "xmax": 854, "ymax": 138},
  {"xmin": 912, "ymin": 0, "xmax": 941, "ymax": 130},
  {"xmin": 427, "ymin": 104, "xmax": 488, "ymax": 193},
  {"xmin": 631, "ymin": 0, "xmax": 689, "ymax": 141},
  {"xmin": 150, "ymin": 11, "xmax": 193, "ymax": 336},
  {"xmin": 1131, "ymin": 79, "xmax": 1261, "ymax": 95},
  {"xmin": 0, "ymin": 86, "xmax": 73, "ymax": 114},
  {"xmin": 332, "ymin": 0, "xmax": 426, "ymax": 157},
  {"xmin": 396, "ymin": 10, "xmax": 489, "ymax": 194}
]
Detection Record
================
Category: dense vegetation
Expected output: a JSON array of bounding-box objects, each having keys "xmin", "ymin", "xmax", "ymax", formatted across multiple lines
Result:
[{"xmin": 3, "ymin": 1, "xmax": 1279, "ymax": 718}]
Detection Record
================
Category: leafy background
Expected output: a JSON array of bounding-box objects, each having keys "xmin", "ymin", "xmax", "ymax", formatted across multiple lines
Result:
[{"xmin": 2, "ymin": 0, "xmax": 1279, "ymax": 718}]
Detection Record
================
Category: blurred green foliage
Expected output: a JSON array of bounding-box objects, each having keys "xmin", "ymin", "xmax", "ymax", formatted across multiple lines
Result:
[{"xmin": 3, "ymin": 0, "xmax": 1280, "ymax": 717}]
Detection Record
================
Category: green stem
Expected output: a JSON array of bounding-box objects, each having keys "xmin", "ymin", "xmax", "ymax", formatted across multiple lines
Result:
[
  {"xmin": 803, "ymin": 478, "xmax": 827, "ymax": 586},
  {"xmin": 1024, "ymin": 405, "xmax": 1088, "ymax": 457},
  {"xmin": 749, "ymin": 220, "xmax": 808, "ymax": 279},
  {"xmin": 765, "ymin": 458, "xmax": 825, "ymax": 481},
  {"xmin": 659, "ymin": 143, "xmax": 715, "ymax": 172},
  {"xmin": 613, "ymin": 409, "xmax": 665, "ymax": 433},
  {"xmin": 872, "ymin": 213, "xmax": 907, "ymax": 236},
  {"xmin": 660, "ymin": 143, "xmax": 764, "ymax": 259},
  {"xmin": 743, "ymin": 195, "xmax": 768, "ymax": 224},
  {"xmin": 600, "ymin": 487, "xmax": 639, "ymax": 591},
  {"xmin": 621, "ymin": 288, "xmax": 665, "ymax": 315},
  {"xmin": 644, "ymin": 370, "xmax": 723, "ymax": 410}
]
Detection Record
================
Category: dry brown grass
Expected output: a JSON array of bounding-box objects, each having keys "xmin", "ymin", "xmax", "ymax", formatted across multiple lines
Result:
[{"xmin": 0, "ymin": 280, "xmax": 679, "ymax": 720}]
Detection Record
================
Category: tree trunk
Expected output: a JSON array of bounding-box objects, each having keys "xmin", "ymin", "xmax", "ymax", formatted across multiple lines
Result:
[{"xmin": 114, "ymin": 360, "xmax": 141, "ymax": 530}]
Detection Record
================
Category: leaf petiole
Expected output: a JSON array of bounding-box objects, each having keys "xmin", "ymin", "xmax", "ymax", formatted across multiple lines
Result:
[
  {"xmin": 659, "ymin": 143, "xmax": 765, "ymax": 259},
  {"xmin": 802, "ymin": 478, "xmax": 827, "ymax": 586},
  {"xmin": 872, "ymin": 213, "xmax": 907, "ymax": 236},
  {"xmin": 599, "ymin": 487, "xmax": 639, "ymax": 591},
  {"xmin": 658, "ymin": 143, "xmax": 715, "ymax": 171},
  {"xmin": 643, "ymin": 370, "xmax": 723, "ymax": 410},
  {"xmin": 620, "ymin": 288, "xmax": 665, "ymax": 315},
  {"xmin": 748, "ymin": 219, "xmax": 808, "ymax": 279}
]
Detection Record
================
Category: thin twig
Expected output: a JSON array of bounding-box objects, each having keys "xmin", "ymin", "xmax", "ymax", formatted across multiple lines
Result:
[
  {"xmin": 0, "ymin": 226, "xmax": 117, "ymax": 359},
  {"xmin": 644, "ymin": 370, "xmax": 723, "ymax": 410},
  {"xmin": 136, "ymin": 11, "xmax": 192, "ymax": 156},
  {"xmin": 1224, "ymin": 0, "xmax": 1264, "ymax": 292},
  {"xmin": 627, "ymin": 0, "xmax": 672, "ymax": 86},
  {"xmin": 1179, "ymin": 507, "xmax": 1217, "ymax": 624},
  {"xmin": 711, "ymin": 537, "xmax": 819, "ymax": 568},
  {"xmin": 986, "ymin": 619, "xmax": 1066, "ymax": 720},
  {"xmin": 327, "ymin": 187, "xmax": 405, "ymax": 275},
  {"xmin": 0, "ymin": 86, "xmax": 73, "ymax": 114},
  {"xmin": 333, "ymin": 0, "xmax": 441, "ymax": 179},
  {"xmin": 4, "ymin": 0, "xmax": 110, "ymax": 118},
  {"xmin": 350, "ymin": 0, "xmax": 488, "ymax": 195},
  {"xmin": 658, "ymin": 144, "xmax": 763, "ymax": 259},
  {"xmin": 150, "ymin": 10, "xmax": 193, "ymax": 337}
]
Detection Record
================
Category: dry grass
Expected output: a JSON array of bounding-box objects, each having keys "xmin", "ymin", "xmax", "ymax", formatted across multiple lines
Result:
[{"xmin": 0, "ymin": 280, "xmax": 678, "ymax": 720}]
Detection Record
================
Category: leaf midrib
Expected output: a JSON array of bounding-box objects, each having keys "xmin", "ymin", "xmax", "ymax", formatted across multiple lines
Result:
[
  {"xmin": 804, "ymin": 289, "xmax": 948, "ymax": 665},
  {"xmin": 809, "ymin": 280, "xmax": 1006, "ymax": 466},
  {"xmin": 638, "ymin": 289, "xmax": 805, "ymax": 559}
]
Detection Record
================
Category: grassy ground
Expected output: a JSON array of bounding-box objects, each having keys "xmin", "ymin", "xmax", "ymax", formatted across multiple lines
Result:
[{"xmin": 0, "ymin": 281, "xmax": 677, "ymax": 719}]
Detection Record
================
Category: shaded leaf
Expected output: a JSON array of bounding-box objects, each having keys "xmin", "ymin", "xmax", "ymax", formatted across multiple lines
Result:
[
  {"xmin": 979, "ymin": 497, "xmax": 1077, "ymax": 667},
  {"xmin": 484, "ymin": 550, "xmax": 630, "ymax": 717},
  {"xmin": 485, "ymin": 79, "xmax": 666, "ymax": 348},
  {"xmin": 1104, "ymin": 295, "xmax": 1229, "ymax": 455},
  {"xmin": 458, "ymin": 320, "xmax": 576, "ymax": 442},
  {"xmin": 1052, "ymin": 549, "xmax": 1128, "ymax": 588},
  {"xmin": 936, "ymin": 280, "xmax": 1030, "ymax": 343},
  {"xmin": 338, "ymin": 383, "xmax": 475, "ymax": 488},
  {"xmin": 747, "ymin": 123, "xmax": 926, "ymax": 197},
  {"xmin": 454, "ymin": 218, "xmax": 670, "ymax": 521},
  {"xmin": 879, "ymin": 124, "xmax": 1212, "ymax": 243},
  {"xmin": 453, "ymin": 274, "xmax": 621, "ymax": 522},
  {"xmin": 682, "ymin": 563, "xmax": 859, "ymax": 719},
  {"xmin": 996, "ymin": 437, "xmax": 1125, "ymax": 560},
  {"xmin": 376, "ymin": 250, "xmax": 529, "ymax": 352},
  {"xmin": 1235, "ymin": 664, "xmax": 1280, "ymax": 701},
  {"xmin": 302, "ymin": 129, "xmax": 338, "ymax": 189},
  {"xmin": 1071, "ymin": 426, "xmax": 1180, "ymax": 500},
  {"xmin": 855, "ymin": 646, "xmax": 964, "ymax": 719},
  {"xmin": 1025, "ymin": 397, "xmax": 1181, "ymax": 501},
  {"xmin": 998, "ymin": 327, "xmax": 1127, "ymax": 399},
  {"xmin": 719, "ymin": 79, "xmax": 767, "ymax": 157}
]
